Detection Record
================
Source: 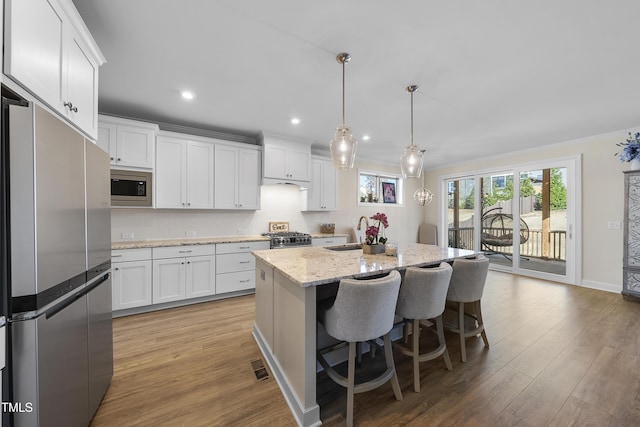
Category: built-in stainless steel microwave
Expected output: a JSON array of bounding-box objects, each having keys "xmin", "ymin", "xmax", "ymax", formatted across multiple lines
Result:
[{"xmin": 110, "ymin": 170, "xmax": 152, "ymax": 207}]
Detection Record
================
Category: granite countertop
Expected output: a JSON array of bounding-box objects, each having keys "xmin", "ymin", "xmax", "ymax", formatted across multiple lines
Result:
[
  {"xmin": 252, "ymin": 243, "xmax": 478, "ymax": 287},
  {"xmin": 112, "ymin": 235, "xmax": 270, "ymax": 250}
]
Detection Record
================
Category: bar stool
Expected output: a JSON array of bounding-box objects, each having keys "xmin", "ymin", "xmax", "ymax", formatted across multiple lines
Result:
[
  {"xmin": 446, "ymin": 255, "xmax": 490, "ymax": 362},
  {"xmin": 395, "ymin": 263, "xmax": 453, "ymax": 392},
  {"xmin": 317, "ymin": 270, "xmax": 403, "ymax": 427}
]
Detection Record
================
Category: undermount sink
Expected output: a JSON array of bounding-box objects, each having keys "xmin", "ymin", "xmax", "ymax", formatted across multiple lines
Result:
[{"xmin": 325, "ymin": 244, "xmax": 363, "ymax": 251}]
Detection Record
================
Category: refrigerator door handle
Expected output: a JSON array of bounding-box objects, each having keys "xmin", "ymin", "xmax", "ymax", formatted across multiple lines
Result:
[{"xmin": 45, "ymin": 273, "xmax": 110, "ymax": 320}]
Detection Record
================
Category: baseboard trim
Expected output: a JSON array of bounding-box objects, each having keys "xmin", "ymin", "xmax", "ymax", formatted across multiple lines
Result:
[{"xmin": 580, "ymin": 280, "xmax": 621, "ymax": 294}]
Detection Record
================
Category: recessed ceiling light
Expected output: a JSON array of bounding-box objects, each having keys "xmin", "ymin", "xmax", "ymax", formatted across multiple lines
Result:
[
  {"xmin": 181, "ymin": 91, "xmax": 195, "ymax": 100},
  {"xmin": 291, "ymin": 118, "xmax": 300, "ymax": 125},
  {"xmin": 362, "ymin": 135, "xmax": 370, "ymax": 141}
]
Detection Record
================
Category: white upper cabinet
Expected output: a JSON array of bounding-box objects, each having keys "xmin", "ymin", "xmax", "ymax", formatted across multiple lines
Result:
[
  {"xmin": 97, "ymin": 115, "xmax": 158, "ymax": 169},
  {"xmin": 4, "ymin": 0, "xmax": 105, "ymax": 138},
  {"xmin": 214, "ymin": 145, "xmax": 261, "ymax": 210},
  {"xmin": 261, "ymin": 132, "xmax": 312, "ymax": 185},
  {"xmin": 155, "ymin": 135, "xmax": 214, "ymax": 209},
  {"xmin": 302, "ymin": 157, "xmax": 338, "ymax": 211}
]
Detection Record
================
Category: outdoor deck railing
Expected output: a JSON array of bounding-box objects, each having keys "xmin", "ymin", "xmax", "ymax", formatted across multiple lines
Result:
[{"xmin": 448, "ymin": 227, "xmax": 566, "ymax": 260}]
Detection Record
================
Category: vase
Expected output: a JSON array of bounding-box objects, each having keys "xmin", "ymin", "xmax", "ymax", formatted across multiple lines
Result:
[
  {"xmin": 363, "ymin": 244, "xmax": 385, "ymax": 254},
  {"xmin": 632, "ymin": 158, "xmax": 640, "ymax": 171}
]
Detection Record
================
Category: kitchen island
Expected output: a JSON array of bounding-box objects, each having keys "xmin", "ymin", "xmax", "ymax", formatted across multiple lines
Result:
[{"xmin": 252, "ymin": 243, "xmax": 477, "ymax": 426}]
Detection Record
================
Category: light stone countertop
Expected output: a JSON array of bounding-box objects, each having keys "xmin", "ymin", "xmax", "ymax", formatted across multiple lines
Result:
[
  {"xmin": 309, "ymin": 233, "xmax": 349, "ymax": 238},
  {"xmin": 252, "ymin": 243, "xmax": 478, "ymax": 287},
  {"xmin": 112, "ymin": 235, "xmax": 270, "ymax": 250}
]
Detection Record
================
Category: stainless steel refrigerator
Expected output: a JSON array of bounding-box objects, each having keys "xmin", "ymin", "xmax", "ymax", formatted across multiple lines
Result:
[{"xmin": 0, "ymin": 91, "xmax": 113, "ymax": 426}]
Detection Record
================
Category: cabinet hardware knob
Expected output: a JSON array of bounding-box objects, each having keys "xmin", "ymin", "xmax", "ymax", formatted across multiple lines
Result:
[
  {"xmin": 114, "ymin": 267, "xmax": 119, "ymax": 271},
  {"xmin": 63, "ymin": 101, "xmax": 78, "ymax": 112},
  {"xmin": 110, "ymin": 157, "xmax": 114, "ymax": 161},
  {"xmin": 187, "ymin": 203, "xmax": 191, "ymax": 206},
  {"xmin": 117, "ymin": 158, "xmax": 121, "ymax": 162}
]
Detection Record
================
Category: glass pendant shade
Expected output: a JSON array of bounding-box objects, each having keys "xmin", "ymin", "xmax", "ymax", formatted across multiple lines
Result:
[
  {"xmin": 414, "ymin": 187, "xmax": 434, "ymax": 206},
  {"xmin": 330, "ymin": 52, "xmax": 357, "ymax": 169},
  {"xmin": 400, "ymin": 144, "xmax": 424, "ymax": 178},
  {"xmin": 330, "ymin": 125, "xmax": 358, "ymax": 169},
  {"xmin": 400, "ymin": 84, "xmax": 424, "ymax": 179}
]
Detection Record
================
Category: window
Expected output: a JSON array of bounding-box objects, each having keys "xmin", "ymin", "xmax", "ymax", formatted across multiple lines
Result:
[{"xmin": 358, "ymin": 170, "xmax": 403, "ymax": 206}]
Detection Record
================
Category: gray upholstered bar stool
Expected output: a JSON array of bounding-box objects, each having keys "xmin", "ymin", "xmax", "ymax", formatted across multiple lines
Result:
[
  {"xmin": 446, "ymin": 255, "xmax": 490, "ymax": 362},
  {"xmin": 395, "ymin": 263, "xmax": 453, "ymax": 392},
  {"xmin": 318, "ymin": 270, "xmax": 403, "ymax": 427}
]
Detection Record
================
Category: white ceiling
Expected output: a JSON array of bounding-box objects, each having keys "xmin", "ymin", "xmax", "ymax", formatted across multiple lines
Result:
[{"xmin": 73, "ymin": 0, "xmax": 640, "ymax": 169}]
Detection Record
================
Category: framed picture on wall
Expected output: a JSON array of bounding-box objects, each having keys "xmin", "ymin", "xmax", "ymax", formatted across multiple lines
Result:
[{"xmin": 382, "ymin": 182, "xmax": 396, "ymax": 203}]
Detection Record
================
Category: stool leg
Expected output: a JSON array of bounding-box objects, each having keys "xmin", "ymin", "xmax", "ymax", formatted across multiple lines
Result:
[
  {"xmin": 347, "ymin": 342, "xmax": 356, "ymax": 427},
  {"xmin": 476, "ymin": 300, "xmax": 489, "ymax": 348},
  {"xmin": 383, "ymin": 333, "xmax": 403, "ymax": 401},
  {"xmin": 412, "ymin": 319, "xmax": 420, "ymax": 392},
  {"xmin": 458, "ymin": 302, "xmax": 467, "ymax": 363},
  {"xmin": 435, "ymin": 315, "xmax": 453, "ymax": 371}
]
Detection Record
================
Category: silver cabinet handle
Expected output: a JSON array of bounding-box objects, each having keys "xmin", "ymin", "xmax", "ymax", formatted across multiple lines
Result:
[
  {"xmin": 239, "ymin": 261, "xmax": 251, "ymax": 264},
  {"xmin": 178, "ymin": 250, "xmax": 192, "ymax": 253},
  {"xmin": 239, "ymin": 246, "xmax": 250, "ymax": 249},
  {"xmin": 239, "ymin": 279, "xmax": 250, "ymax": 283},
  {"xmin": 112, "ymin": 255, "xmax": 123, "ymax": 258},
  {"xmin": 63, "ymin": 101, "xmax": 78, "ymax": 112}
]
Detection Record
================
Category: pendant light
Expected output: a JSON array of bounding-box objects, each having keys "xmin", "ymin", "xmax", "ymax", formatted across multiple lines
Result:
[
  {"xmin": 330, "ymin": 53, "xmax": 358, "ymax": 169},
  {"xmin": 413, "ymin": 149, "xmax": 434, "ymax": 205},
  {"xmin": 400, "ymin": 85, "xmax": 424, "ymax": 178}
]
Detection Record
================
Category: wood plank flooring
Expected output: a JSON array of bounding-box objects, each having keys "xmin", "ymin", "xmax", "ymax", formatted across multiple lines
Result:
[{"xmin": 90, "ymin": 271, "xmax": 640, "ymax": 426}]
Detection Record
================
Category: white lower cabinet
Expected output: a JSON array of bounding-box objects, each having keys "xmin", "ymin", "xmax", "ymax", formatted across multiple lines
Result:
[
  {"xmin": 112, "ymin": 249, "xmax": 152, "ymax": 310},
  {"xmin": 152, "ymin": 245, "xmax": 216, "ymax": 304},
  {"xmin": 216, "ymin": 241, "xmax": 270, "ymax": 293}
]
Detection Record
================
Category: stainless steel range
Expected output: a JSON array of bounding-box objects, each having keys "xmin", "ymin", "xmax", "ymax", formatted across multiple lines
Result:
[{"xmin": 262, "ymin": 231, "xmax": 312, "ymax": 249}]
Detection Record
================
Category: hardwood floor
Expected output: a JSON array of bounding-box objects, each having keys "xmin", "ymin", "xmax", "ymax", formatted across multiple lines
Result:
[{"xmin": 90, "ymin": 271, "xmax": 640, "ymax": 426}]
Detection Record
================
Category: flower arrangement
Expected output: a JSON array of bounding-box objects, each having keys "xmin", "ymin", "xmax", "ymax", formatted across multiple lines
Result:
[
  {"xmin": 365, "ymin": 212, "xmax": 389, "ymax": 245},
  {"xmin": 615, "ymin": 132, "xmax": 640, "ymax": 162}
]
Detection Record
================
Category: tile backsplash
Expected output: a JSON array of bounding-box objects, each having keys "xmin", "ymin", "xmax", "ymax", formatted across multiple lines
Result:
[{"xmin": 111, "ymin": 184, "xmax": 331, "ymax": 241}]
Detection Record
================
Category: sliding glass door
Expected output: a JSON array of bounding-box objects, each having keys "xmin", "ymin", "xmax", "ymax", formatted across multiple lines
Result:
[{"xmin": 442, "ymin": 157, "xmax": 579, "ymax": 284}]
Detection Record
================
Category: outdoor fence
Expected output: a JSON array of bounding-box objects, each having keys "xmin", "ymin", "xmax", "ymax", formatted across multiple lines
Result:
[{"xmin": 448, "ymin": 227, "xmax": 566, "ymax": 260}]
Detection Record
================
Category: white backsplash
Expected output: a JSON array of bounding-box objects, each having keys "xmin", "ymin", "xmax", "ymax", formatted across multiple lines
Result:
[{"xmin": 111, "ymin": 184, "xmax": 331, "ymax": 242}]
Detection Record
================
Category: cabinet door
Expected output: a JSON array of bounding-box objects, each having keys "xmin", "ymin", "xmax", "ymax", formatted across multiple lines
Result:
[
  {"xmin": 214, "ymin": 145, "xmax": 238, "ymax": 209},
  {"xmin": 288, "ymin": 147, "xmax": 311, "ymax": 181},
  {"xmin": 185, "ymin": 255, "xmax": 216, "ymax": 298},
  {"xmin": 306, "ymin": 159, "xmax": 323, "ymax": 210},
  {"xmin": 321, "ymin": 161, "xmax": 338, "ymax": 210},
  {"xmin": 237, "ymin": 149, "xmax": 260, "ymax": 210},
  {"xmin": 116, "ymin": 125, "xmax": 155, "ymax": 168},
  {"xmin": 97, "ymin": 123, "xmax": 117, "ymax": 162},
  {"xmin": 64, "ymin": 33, "xmax": 98, "ymax": 137},
  {"xmin": 152, "ymin": 258, "xmax": 186, "ymax": 304},
  {"xmin": 263, "ymin": 144, "xmax": 288, "ymax": 179},
  {"xmin": 155, "ymin": 137, "xmax": 186, "ymax": 208},
  {"xmin": 4, "ymin": 0, "xmax": 65, "ymax": 112},
  {"xmin": 112, "ymin": 260, "xmax": 152, "ymax": 310},
  {"xmin": 186, "ymin": 141, "xmax": 214, "ymax": 209}
]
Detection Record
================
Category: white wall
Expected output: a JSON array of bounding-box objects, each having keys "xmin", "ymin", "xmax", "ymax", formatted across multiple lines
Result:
[
  {"xmin": 422, "ymin": 128, "xmax": 632, "ymax": 292},
  {"xmin": 111, "ymin": 157, "xmax": 426, "ymax": 243}
]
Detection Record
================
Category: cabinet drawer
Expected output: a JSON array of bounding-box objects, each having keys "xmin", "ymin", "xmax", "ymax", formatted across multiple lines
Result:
[
  {"xmin": 216, "ymin": 253, "xmax": 255, "ymax": 274},
  {"xmin": 312, "ymin": 237, "xmax": 348, "ymax": 247},
  {"xmin": 153, "ymin": 245, "xmax": 215, "ymax": 259},
  {"xmin": 112, "ymin": 248, "xmax": 152, "ymax": 263},
  {"xmin": 216, "ymin": 271, "xmax": 255, "ymax": 294},
  {"xmin": 216, "ymin": 241, "xmax": 270, "ymax": 254}
]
